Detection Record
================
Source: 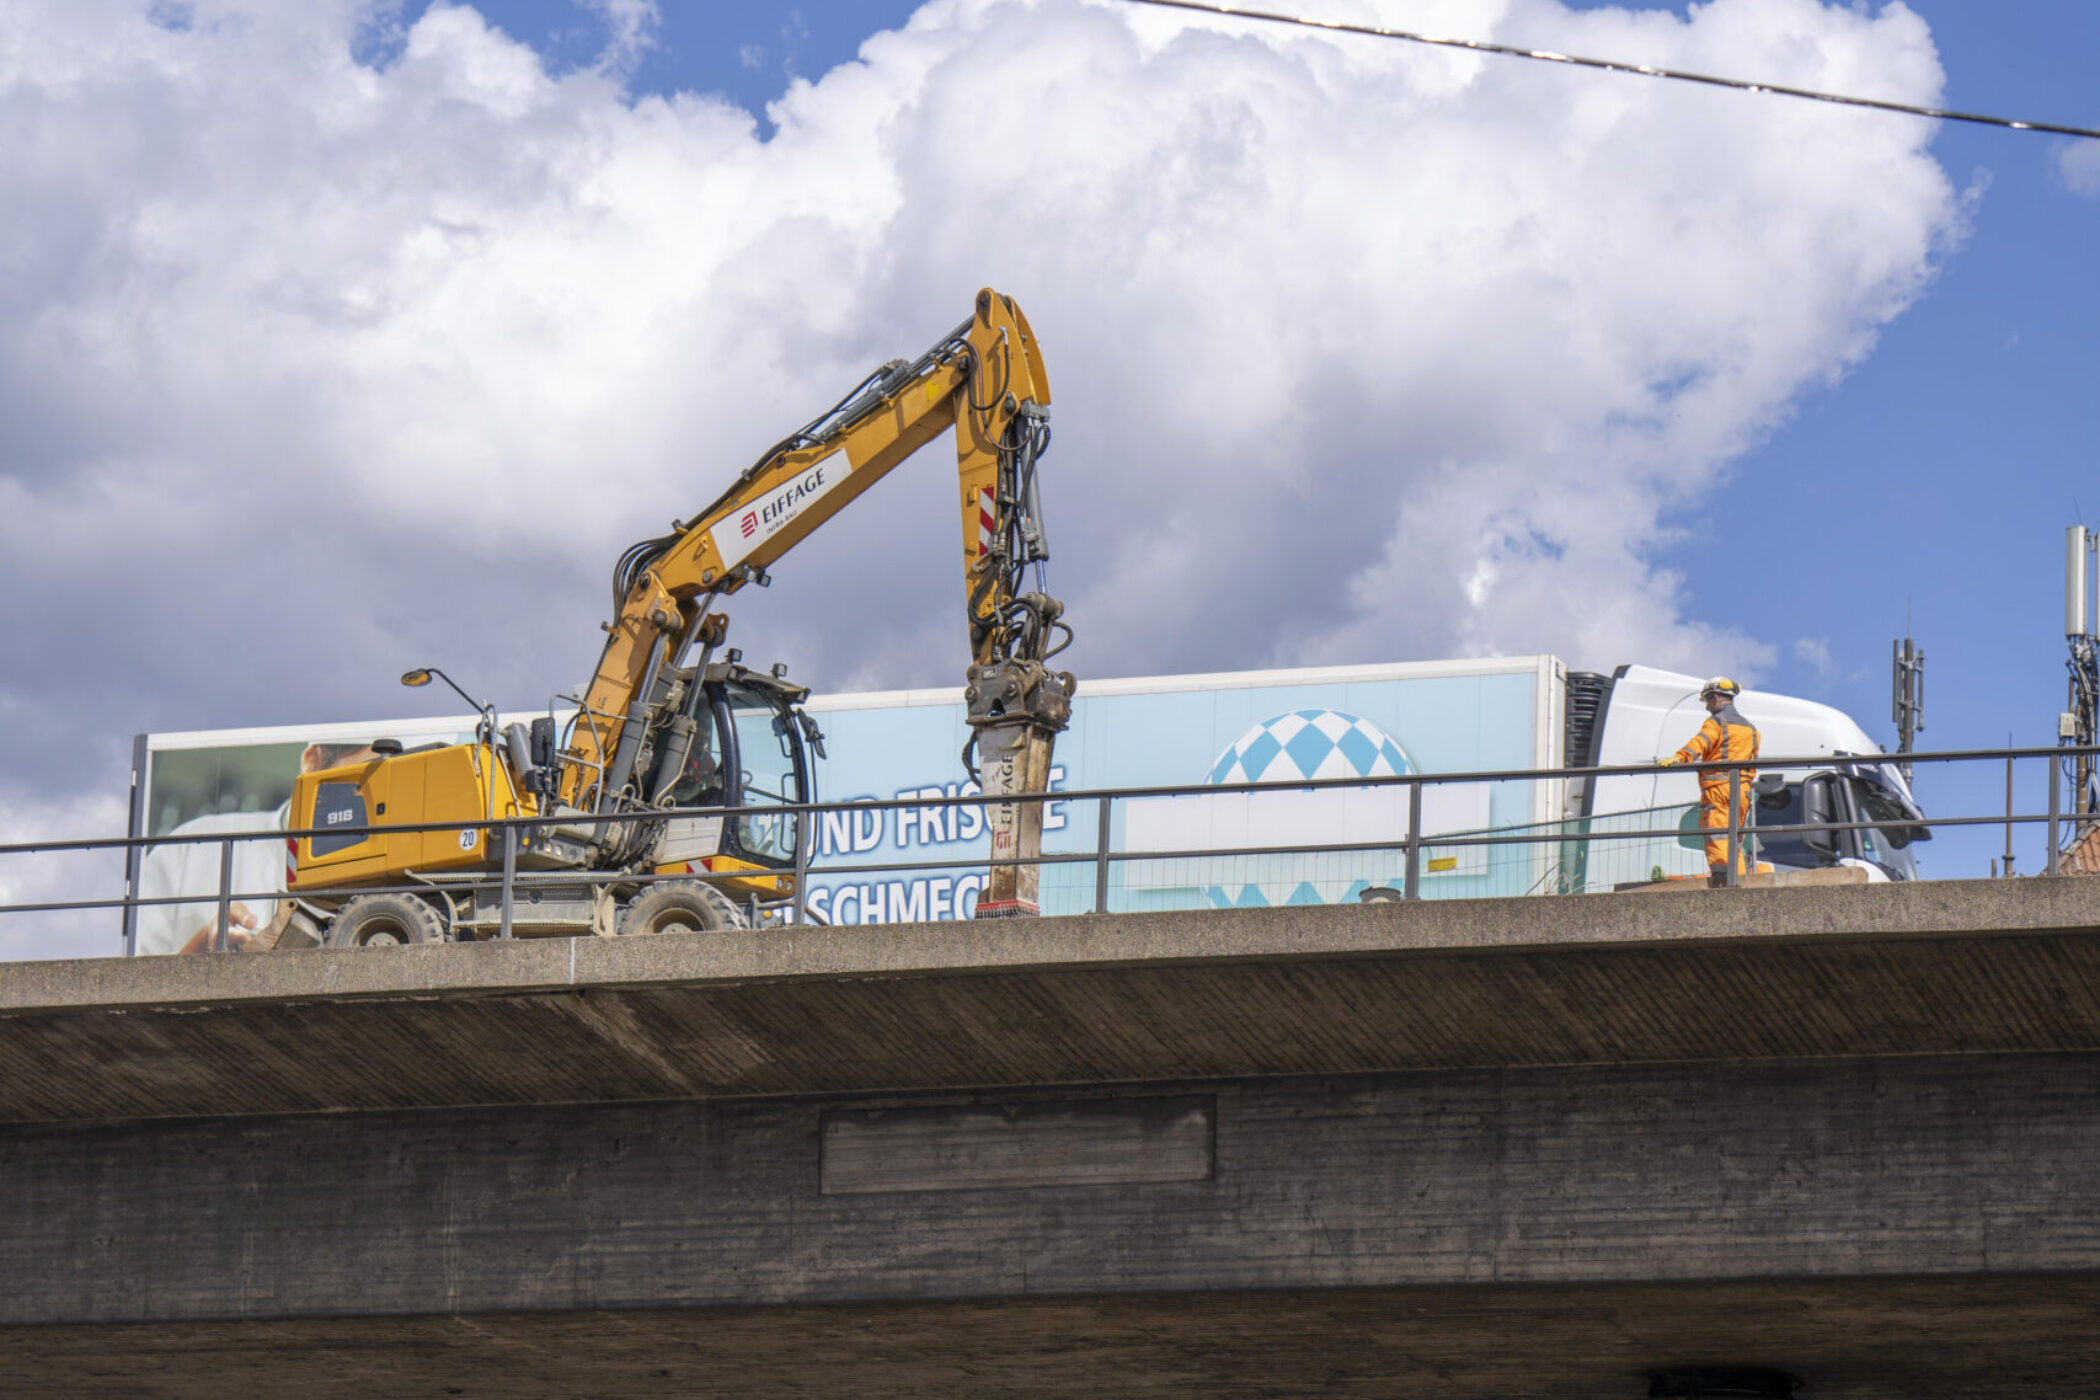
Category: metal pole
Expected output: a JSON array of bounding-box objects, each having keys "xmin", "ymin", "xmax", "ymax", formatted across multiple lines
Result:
[
  {"xmin": 498, "ymin": 825, "xmax": 517, "ymax": 940},
  {"xmin": 2048, "ymin": 758, "xmax": 2062, "ymax": 877},
  {"xmin": 1724, "ymin": 770, "xmax": 1741, "ymax": 888},
  {"xmin": 2004, "ymin": 752, "xmax": 2016, "ymax": 877},
  {"xmin": 121, "ymin": 732, "xmax": 147, "ymax": 957},
  {"xmin": 791, "ymin": 806, "xmax": 810, "ymax": 926},
  {"xmin": 214, "ymin": 839, "xmax": 233, "ymax": 952},
  {"xmin": 1404, "ymin": 780, "xmax": 1423, "ymax": 900},
  {"xmin": 1093, "ymin": 795, "xmax": 1113, "ymax": 915}
]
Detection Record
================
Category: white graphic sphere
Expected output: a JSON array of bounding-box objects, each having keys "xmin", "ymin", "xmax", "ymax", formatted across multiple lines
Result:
[{"xmin": 1202, "ymin": 709, "xmax": 1413, "ymax": 908}]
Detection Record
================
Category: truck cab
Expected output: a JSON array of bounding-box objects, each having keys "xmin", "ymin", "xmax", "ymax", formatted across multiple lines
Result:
[
  {"xmin": 1748, "ymin": 764, "xmax": 1925, "ymax": 882},
  {"xmin": 1573, "ymin": 665, "xmax": 1929, "ymax": 886}
]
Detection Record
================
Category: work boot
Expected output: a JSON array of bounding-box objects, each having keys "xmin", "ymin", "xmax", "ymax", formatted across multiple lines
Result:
[{"xmin": 1707, "ymin": 870, "xmax": 1728, "ymax": 889}]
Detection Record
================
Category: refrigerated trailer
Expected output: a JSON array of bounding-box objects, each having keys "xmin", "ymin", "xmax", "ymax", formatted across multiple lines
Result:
[{"xmin": 797, "ymin": 656, "xmax": 1929, "ymax": 920}]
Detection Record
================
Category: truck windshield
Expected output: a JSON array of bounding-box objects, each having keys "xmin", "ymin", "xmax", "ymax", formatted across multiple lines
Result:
[
  {"xmin": 728, "ymin": 688, "xmax": 802, "ymax": 863},
  {"xmin": 1849, "ymin": 780, "xmax": 1922, "ymax": 881}
]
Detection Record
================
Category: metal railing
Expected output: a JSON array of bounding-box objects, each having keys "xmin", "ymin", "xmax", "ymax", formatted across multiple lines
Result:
[{"xmin": 2, "ymin": 744, "xmax": 2093, "ymax": 955}]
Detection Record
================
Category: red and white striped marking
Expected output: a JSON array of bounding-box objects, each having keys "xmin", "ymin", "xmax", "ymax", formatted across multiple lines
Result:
[{"xmin": 977, "ymin": 488, "xmax": 996, "ymax": 558}]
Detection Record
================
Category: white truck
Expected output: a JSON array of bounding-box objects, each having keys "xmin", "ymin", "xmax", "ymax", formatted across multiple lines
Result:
[{"xmin": 793, "ymin": 656, "xmax": 1928, "ymax": 917}]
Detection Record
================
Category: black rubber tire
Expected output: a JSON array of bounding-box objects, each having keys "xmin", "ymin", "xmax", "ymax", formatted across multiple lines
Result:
[
  {"xmin": 618, "ymin": 881, "xmax": 741, "ymax": 936},
  {"xmin": 329, "ymin": 892, "xmax": 448, "ymax": 948}
]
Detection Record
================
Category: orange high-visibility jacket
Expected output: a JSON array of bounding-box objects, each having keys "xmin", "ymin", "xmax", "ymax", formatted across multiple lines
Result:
[{"xmin": 1672, "ymin": 703, "xmax": 1759, "ymax": 794}]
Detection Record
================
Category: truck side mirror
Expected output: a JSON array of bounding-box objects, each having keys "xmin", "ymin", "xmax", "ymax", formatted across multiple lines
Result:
[{"xmin": 1800, "ymin": 779, "xmax": 1839, "ymax": 862}]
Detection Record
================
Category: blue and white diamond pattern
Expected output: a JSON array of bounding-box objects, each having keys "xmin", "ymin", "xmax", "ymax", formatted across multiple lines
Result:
[
  {"xmin": 1201, "ymin": 710, "xmax": 1414, "ymax": 909},
  {"xmin": 1206, "ymin": 709, "xmax": 1412, "ymax": 787}
]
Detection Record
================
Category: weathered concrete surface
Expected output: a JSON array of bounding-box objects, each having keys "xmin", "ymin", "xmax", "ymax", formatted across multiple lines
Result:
[
  {"xmin": 4, "ymin": 879, "xmax": 2100, "ymax": 1120},
  {"xmin": 9, "ymin": 1056, "xmax": 2100, "ymax": 1326},
  {"xmin": 9, "ymin": 881, "xmax": 2100, "ymax": 1397},
  {"xmin": 11, "ymin": 1276, "xmax": 2100, "ymax": 1400}
]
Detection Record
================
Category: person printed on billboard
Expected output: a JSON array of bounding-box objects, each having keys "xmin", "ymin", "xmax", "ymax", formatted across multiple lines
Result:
[{"xmin": 135, "ymin": 742, "xmax": 378, "ymax": 954}]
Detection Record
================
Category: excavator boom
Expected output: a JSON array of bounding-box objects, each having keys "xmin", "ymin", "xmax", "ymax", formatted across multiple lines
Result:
[
  {"xmin": 289, "ymin": 288, "xmax": 1072, "ymax": 933},
  {"xmin": 565, "ymin": 288, "xmax": 1072, "ymax": 915}
]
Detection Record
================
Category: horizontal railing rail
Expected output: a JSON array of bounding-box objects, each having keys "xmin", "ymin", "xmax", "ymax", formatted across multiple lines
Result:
[{"xmin": 3, "ymin": 744, "xmax": 2092, "ymax": 954}]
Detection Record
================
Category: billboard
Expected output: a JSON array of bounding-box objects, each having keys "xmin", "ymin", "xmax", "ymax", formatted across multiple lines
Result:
[
  {"xmin": 129, "ymin": 656, "xmax": 1565, "ymax": 949},
  {"xmin": 800, "ymin": 657, "xmax": 1564, "ymax": 922},
  {"xmin": 130, "ymin": 715, "xmax": 480, "ymax": 955}
]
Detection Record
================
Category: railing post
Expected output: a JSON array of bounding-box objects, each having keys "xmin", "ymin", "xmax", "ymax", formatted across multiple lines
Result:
[
  {"xmin": 498, "ymin": 824, "xmax": 517, "ymax": 940},
  {"xmin": 214, "ymin": 838, "xmax": 233, "ymax": 952},
  {"xmin": 121, "ymin": 732, "xmax": 147, "ymax": 957},
  {"xmin": 791, "ymin": 805, "xmax": 810, "ymax": 926},
  {"xmin": 1404, "ymin": 780, "xmax": 1423, "ymax": 900},
  {"xmin": 2048, "ymin": 758, "xmax": 2063, "ymax": 877},
  {"xmin": 1724, "ymin": 769, "xmax": 1741, "ymax": 888},
  {"xmin": 2004, "ymin": 753, "xmax": 2017, "ymax": 878},
  {"xmin": 1093, "ymin": 795, "xmax": 1113, "ymax": 915}
]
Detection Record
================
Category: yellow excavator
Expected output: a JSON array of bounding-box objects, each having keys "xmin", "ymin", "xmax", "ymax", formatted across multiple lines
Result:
[{"xmin": 283, "ymin": 288, "xmax": 1074, "ymax": 946}]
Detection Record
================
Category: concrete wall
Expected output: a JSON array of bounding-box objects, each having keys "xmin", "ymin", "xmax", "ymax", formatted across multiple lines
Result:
[
  {"xmin": 9, "ymin": 1052, "xmax": 2099, "ymax": 1328},
  {"xmin": 12, "ymin": 882, "xmax": 2100, "ymax": 1396}
]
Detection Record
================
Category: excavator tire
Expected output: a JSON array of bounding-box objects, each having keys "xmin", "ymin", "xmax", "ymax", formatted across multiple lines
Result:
[
  {"xmin": 618, "ymin": 881, "xmax": 743, "ymax": 936},
  {"xmin": 329, "ymin": 892, "xmax": 448, "ymax": 948}
]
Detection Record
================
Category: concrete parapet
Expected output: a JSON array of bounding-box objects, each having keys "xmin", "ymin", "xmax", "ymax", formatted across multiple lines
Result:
[{"xmin": 3, "ymin": 880, "xmax": 2100, "ymax": 1121}]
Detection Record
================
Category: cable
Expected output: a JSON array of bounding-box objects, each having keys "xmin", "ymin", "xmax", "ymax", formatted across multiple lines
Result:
[{"xmin": 1118, "ymin": 0, "xmax": 2100, "ymax": 142}]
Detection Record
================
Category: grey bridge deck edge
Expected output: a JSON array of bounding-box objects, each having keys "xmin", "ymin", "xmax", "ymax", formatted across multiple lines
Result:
[{"xmin": 3, "ymin": 879, "xmax": 2098, "ymax": 1121}]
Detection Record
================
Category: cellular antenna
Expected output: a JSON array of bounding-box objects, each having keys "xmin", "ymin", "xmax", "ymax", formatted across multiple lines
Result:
[
  {"xmin": 1891, "ymin": 635, "xmax": 1924, "ymax": 786},
  {"xmin": 2063, "ymin": 526, "xmax": 2100, "ymax": 860}
]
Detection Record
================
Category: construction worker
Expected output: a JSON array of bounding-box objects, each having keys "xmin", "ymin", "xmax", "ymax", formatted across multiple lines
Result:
[{"xmin": 1658, "ymin": 677, "xmax": 1759, "ymax": 886}]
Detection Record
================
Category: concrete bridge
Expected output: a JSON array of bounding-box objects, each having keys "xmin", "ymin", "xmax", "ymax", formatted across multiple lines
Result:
[{"xmin": 5, "ymin": 880, "xmax": 2100, "ymax": 1397}]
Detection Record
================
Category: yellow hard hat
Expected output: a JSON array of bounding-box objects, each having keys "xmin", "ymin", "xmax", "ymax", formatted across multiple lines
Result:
[{"xmin": 1700, "ymin": 676, "xmax": 1741, "ymax": 699}]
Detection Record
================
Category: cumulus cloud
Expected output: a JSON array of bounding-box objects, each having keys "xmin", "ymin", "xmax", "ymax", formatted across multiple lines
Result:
[
  {"xmin": 0, "ymin": 0, "xmax": 1959, "ymax": 954},
  {"xmin": 0, "ymin": 793, "xmax": 131, "ymax": 961}
]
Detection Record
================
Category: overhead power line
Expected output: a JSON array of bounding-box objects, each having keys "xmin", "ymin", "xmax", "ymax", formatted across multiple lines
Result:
[{"xmin": 1119, "ymin": 0, "xmax": 2100, "ymax": 142}]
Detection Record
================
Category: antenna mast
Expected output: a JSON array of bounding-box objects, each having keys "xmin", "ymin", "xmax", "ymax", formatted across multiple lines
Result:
[
  {"xmin": 2064, "ymin": 526, "xmax": 2100, "ymax": 828},
  {"xmin": 1891, "ymin": 635, "xmax": 1925, "ymax": 785}
]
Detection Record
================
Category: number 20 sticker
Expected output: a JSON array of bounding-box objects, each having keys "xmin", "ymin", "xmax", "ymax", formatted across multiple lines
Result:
[{"xmin": 458, "ymin": 830, "xmax": 476, "ymax": 851}]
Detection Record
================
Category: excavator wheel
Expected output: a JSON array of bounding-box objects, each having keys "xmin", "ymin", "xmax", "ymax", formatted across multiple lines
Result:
[
  {"xmin": 328, "ymin": 892, "xmax": 448, "ymax": 949},
  {"xmin": 618, "ymin": 881, "xmax": 744, "ymax": 936}
]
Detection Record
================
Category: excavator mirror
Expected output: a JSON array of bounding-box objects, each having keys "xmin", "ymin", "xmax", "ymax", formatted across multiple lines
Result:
[{"xmin": 400, "ymin": 669, "xmax": 432, "ymax": 688}]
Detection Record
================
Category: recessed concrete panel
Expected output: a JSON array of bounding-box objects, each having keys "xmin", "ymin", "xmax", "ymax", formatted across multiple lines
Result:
[{"xmin": 820, "ymin": 1095, "xmax": 1214, "ymax": 1194}]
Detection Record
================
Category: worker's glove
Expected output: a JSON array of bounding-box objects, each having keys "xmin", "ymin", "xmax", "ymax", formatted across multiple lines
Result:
[{"xmin": 1656, "ymin": 757, "xmax": 1676, "ymax": 767}]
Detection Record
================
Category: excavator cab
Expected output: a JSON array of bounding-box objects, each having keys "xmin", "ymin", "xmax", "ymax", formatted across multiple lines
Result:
[{"xmin": 639, "ymin": 661, "xmax": 821, "ymax": 898}]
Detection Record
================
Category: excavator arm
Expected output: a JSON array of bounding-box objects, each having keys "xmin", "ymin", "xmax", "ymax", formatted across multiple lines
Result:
[{"xmin": 561, "ymin": 288, "xmax": 1073, "ymax": 916}]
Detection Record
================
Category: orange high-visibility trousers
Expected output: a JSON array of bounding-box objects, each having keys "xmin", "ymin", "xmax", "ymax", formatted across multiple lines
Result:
[{"xmin": 1697, "ymin": 782, "xmax": 1752, "ymax": 874}]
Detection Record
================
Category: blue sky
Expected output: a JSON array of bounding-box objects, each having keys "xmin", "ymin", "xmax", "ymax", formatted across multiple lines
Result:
[{"xmin": 417, "ymin": 0, "xmax": 2100, "ymax": 871}]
